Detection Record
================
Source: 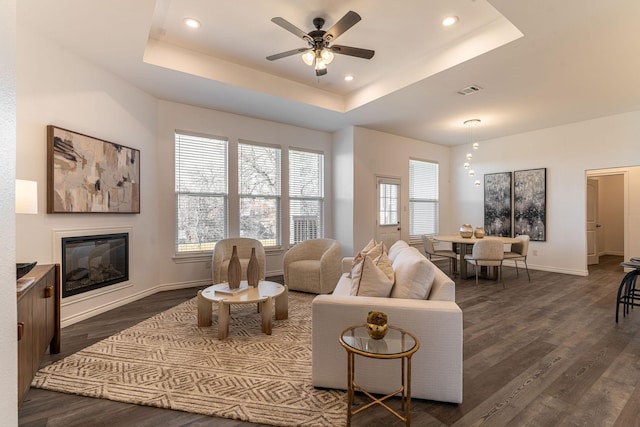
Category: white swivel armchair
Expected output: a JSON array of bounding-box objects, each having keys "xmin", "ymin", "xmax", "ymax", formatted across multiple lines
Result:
[
  {"xmin": 284, "ymin": 238, "xmax": 342, "ymax": 294},
  {"xmin": 503, "ymin": 234, "xmax": 531, "ymax": 281},
  {"xmin": 464, "ymin": 239, "xmax": 504, "ymax": 285},
  {"xmin": 212, "ymin": 238, "xmax": 266, "ymax": 284},
  {"xmin": 421, "ymin": 235, "xmax": 458, "ymax": 276}
]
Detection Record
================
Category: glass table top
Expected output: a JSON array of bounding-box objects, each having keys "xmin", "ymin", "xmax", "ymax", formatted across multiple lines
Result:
[{"xmin": 340, "ymin": 324, "xmax": 417, "ymax": 356}]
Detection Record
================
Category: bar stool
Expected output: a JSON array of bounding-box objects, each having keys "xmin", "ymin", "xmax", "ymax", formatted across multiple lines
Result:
[{"xmin": 615, "ymin": 259, "xmax": 640, "ymax": 323}]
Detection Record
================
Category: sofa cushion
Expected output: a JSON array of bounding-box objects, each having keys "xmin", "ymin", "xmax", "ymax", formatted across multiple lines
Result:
[
  {"xmin": 388, "ymin": 240, "xmax": 410, "ymax": 262},
  {"xmin": 390, "ymin": 247, "xmax": 435, "ymax": 299},
  {"xmin": 350, "ymin": 252, "xmax": 394, "ymax": 297}
]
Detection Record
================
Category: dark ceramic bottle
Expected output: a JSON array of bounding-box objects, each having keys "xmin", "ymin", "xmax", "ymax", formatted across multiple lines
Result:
[
  {"xmin": 227, "ymin": 245, "xmax": 241, "ymax": 289},
  {"xmin": 247, "ymin": 247, "xmax": 260, "ymax": 288}
]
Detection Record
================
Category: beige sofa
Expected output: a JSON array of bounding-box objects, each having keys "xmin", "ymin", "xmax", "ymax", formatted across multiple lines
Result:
[{"xmin": 311, "ymin": 240, "xmax": 463, "ymax": 403}]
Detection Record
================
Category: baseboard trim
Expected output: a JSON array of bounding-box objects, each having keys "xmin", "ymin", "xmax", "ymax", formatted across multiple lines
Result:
[{"xmin": 60, "ymin": 279, "xmax": 211, "ymax": 328}]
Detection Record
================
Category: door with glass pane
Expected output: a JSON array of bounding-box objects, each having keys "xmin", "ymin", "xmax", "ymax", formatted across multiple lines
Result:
[{"xmin": 376, "ymin": 177, "xmax": 401, "ymax": 247}]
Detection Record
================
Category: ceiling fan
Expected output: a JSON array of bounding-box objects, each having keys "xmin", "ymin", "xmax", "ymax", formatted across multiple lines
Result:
[{"xmin": 266, "ymin": 10, "xmax": 375, "ymax": 76}]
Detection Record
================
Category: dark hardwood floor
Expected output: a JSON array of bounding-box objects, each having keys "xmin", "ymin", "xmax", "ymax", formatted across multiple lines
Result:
[{"xmin": 19, "ymin": 256, "xmax": 640, "ymax": 426}]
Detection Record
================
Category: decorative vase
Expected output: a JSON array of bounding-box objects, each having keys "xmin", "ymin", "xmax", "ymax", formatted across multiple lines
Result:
[
  {"xmin": 474, "ymin": 226, "xmax": 485, "ymax": 238},
  {"xmin": 227, "ymin": 245, "xmax": 241, "ymax": 289},
  {"xmin": 459, "ymin": 224, "xmax": 473, "ymax": 238},
  {"xmin": 367, "ymin": 323, "xmax": 388, "ymax": 340},
  {"xmin": 247, "ymin": 247, "xmax": 260, "ymax": 287},
  {"xmin": 366, "ymin": 311, "xmax": 388, "ymax": 340}
]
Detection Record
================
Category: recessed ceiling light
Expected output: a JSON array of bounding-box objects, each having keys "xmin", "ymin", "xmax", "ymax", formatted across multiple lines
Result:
[
  {"xmin": 344, "ymin": 75, "xmax": 354, "ymax": 81},
  {"xmin": 442, "ymin": 16, "xmax": 459, "ymax": 27},
  {"xmin": 184, "ymin": 18, "xmax": 201, "ymax": 29}
]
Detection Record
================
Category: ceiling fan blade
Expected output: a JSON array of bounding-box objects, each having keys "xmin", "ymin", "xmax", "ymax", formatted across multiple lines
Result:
[
  {"xmin": 323, "ymin": 11, "xmax": 361, "ymax": 43},
  {"xmin": 271, "ymin": 17, "xmax": 312, "ymax": 43},
  {"xmin": 330, "ymin": 45, "xmax": 375, "ymax": 60},
  {"xmin": 315, "ymin": 67, "xmax": 327, "ymax": 77},
  {"xmin": 266, "ymin": 48, "xmax": 310, "ymax": 61}
]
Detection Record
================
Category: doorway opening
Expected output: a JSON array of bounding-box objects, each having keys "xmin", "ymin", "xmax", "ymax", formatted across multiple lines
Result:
[{"xmin": 586, "ymin": 169, "xmax": 626, "ymax": 272}]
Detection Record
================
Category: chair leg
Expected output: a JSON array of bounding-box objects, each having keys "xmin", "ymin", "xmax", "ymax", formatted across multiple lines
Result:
[
  {"xmin": 524, "ymin": 258, "xmax": 531, "ymax": 281},
  {"xmin": 475, "ymin": 265, "xmax": 479, "ymax": 285},
  {"xmin": 514, "ymin": 260, "xmax": 519, "ymax": 277}
]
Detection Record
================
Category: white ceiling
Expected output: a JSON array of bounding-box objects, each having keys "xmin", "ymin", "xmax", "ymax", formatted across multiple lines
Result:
[{"xmin": 18, "ymin": 0, "xmax": 640, "ymax": 145}]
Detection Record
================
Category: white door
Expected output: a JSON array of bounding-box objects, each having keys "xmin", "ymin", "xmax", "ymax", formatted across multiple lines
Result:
[
  {"xmin": 376, "ymin": 177, "xmax": 401, "ymax": 248},
  {"xmin": 586, "ymin": 178, "xmax": 599, "ymax": 265}
]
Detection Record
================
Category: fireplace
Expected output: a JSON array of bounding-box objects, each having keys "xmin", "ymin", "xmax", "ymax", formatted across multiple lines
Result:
[{"xmin": 61, "ymin": 233, "xmax": 129, "ymax": 297}]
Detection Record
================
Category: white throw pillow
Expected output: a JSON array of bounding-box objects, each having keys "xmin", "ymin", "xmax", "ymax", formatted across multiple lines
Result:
[
  {"xmin": 350, "ymin": 252, "xmax": 395, "ymax": 297},
  {"xmin": 349, "ymin": 240, "xmax": 385, "ymax": 278},
  {"xmin": 390, "ymin": 248, "xmax": 435, "ymax": 299}
]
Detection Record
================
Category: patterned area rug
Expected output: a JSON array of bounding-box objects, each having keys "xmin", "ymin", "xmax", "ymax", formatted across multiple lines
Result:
[{"xmin": 32, "ymin": 292, "xmax": 346, "ymax": 426}]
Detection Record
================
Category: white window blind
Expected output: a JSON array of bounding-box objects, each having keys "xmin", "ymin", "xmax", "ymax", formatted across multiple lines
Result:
[
  {"xmin": 289, "ymin": 149, "xmax": 324, "ymax": 244},
  {"xmin": 238, "ymin": 142, "xmax": 281, "ymax": 247},
  {"xmin": 175, "ymin": 133, "xmax": 228, "ymax": 253},
  {"xmin": 409, "ymin": 159, "xmax": 439, "ymax": 238}
]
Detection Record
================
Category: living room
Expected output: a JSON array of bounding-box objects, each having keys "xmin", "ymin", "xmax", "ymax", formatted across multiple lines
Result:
[{"xmin": 3, "ymin": 0, "xmax": 640, "ymax": 425}]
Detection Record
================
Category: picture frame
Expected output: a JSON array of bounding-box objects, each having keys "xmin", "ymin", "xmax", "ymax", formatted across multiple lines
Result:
[
  {"xmin": 514, "ymin": 168, "xmax": 546, "ymax": 241},
  {"xmin": 47, "ymin": 125, "xmax": 140, "ymax": 213},
  {"xmin": 484, "ymin": 172, "xmax": 512, "ymax": 237}
]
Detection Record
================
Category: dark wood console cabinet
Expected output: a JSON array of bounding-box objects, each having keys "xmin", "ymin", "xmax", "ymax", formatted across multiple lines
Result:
[{"xmin": 17, "ymin": 264, "xmax": 61, "ymax": 405}]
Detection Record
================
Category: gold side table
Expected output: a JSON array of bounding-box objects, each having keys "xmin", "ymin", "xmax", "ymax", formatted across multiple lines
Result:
[{"xmin": 339, "ymin": 324, "xmax": 420, "ymax": 426}]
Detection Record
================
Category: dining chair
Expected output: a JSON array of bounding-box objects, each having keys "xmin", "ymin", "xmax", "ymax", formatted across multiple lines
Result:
[
  {"xmin": 464, "ymin": 239, "xmax": 504, "ymax": 285},
  {"xmin": 421, "ymin": 235, "xmax": 457, "ymax": 276},
  {"xmin": 503, "ymin": 235, "xmax": 531, "ymax": 281}
]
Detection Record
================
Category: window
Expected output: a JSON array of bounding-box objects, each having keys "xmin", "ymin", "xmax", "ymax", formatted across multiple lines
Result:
[
  {"xmin": 238, "ymin": 142, "xmax": 281, "ymax": 247},
  {"xmin": 409, "ymin": 159, "xmax": 439, "ymax": 239},
  {"xmin": 378, "ymin": 181, "xmax": 399, "ymax": 225},
  {"xmin": 289, "ymin": 149, "xmax": 324, "ymax": 244},
  {"xmin": 175, "ymin": 133, "xmax": 228, "ymax": 253}
]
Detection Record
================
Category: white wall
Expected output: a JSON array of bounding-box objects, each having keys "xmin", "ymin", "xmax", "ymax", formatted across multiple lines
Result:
[
  {"xmin": 155, "ymin": 101, "xmax": 334, "ymax": 278},
  {"xmin": 1, "ymin": 0, "xmax": 18, "ymax": 421},
  {"xmin": 17, "ymin": 26, "xmax": 160, "ymax": 325},
  {"xmin": 333, "ymin": 127, "xmax": 355, "ymax": 256},
  {"xmin": 349, "ymin": 127, "xmax": 452, "ymax": 254},
  {"xmin": 451, "ymin": 111, "xmax": 640, "ymax": 275}
]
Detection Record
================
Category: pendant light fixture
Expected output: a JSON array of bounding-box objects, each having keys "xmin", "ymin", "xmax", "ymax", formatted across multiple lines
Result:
[{"xmin": 463, "ymin": 119, "xmax": 482, "ymax": 187}]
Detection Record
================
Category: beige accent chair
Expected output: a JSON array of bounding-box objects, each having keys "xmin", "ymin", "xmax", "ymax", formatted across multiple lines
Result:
[
  {"xmin": 464, "ymin": 238, "xmax": 504, "ymax": 285},
  {"xmin": 503, "ymin": 234, "xmax": 531, "ymax": 281},
  {"xmin": 212, "ymin": 238, "xmax": 266, "ymax": 284},
  {"xmin": 283, "ymin": 238, "xmax": 342, "ymax": 294},
  {"xmin": 421, "ymin": 234, "xmax": 457, "ymax": 276}
]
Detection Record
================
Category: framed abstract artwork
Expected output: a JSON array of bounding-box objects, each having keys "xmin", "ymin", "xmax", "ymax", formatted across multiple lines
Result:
[
  {"xmin": 47, "ymin": 125, "xmax": 140, "ymax": 213},
  {"xmin": 484, "ymin": 172, "xmax": 512, "ymax": 237},
  {"xmin": 514, "ymin": 168, "xmax": 546, "ymax": 241}
]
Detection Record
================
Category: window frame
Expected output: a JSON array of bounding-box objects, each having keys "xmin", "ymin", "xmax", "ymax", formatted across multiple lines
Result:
[{"xmin": 288, "ymin": 147, "xmax": 325, "ymax": 244}]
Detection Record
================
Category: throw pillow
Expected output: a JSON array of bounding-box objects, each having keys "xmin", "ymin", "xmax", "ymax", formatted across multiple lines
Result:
[
  {"xmin": 349, "ymin": 240, "xmax": 384, "ymax": 278},
  {"xmin": 350, "ymin": 252, "xmax": 395, "ymax": 297},
  {"xmin": 390, "ymin": 248, "xmax": 435, "ymax": 299}
]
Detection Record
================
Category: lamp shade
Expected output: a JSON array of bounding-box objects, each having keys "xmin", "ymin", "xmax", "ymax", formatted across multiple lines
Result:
[{"xmin": 16, "ymin": 179, "xmax": 38, "ymax": 214}]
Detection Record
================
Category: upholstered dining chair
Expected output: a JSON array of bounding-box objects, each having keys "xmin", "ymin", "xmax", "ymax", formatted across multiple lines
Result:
[
  {"xmin": 212, "ymin": 238, "xmax": 266, "ymax": 284},
  {"xmin": 464, "ymin": 239, "xmax": 504, "ymax": 285},
  {"xmin": 421, "ymin": 235, "xmax": 458, "ymax": 276},
  {"xmin": 503, "ymin": 234, "xmax": 531, "ymax": 281},
  {"xmin": 283, "ymin": 238, "xmax": 342, "ymax": 294}
]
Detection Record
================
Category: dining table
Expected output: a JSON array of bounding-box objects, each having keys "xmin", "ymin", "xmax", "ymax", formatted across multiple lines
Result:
[{"xmin": 433, "ymin": 234, "xmax": 520, "ymax": 279}]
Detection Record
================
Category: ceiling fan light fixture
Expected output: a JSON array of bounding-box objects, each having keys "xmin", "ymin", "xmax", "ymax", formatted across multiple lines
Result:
[
  {"xmin": 321, "ymin": 48, "xmax": 334, "ymax": 64},
  {"xmin": 302, "ymin": 51, "xmax": 315, "ymax": 66}
]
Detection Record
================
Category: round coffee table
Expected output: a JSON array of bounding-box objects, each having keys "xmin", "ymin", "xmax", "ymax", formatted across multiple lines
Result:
[
  {"xmin": 339, "ymin": 324, "xmax": 419, "ymax": 426},
  {"xmin": 197, "ymin": 280, "xmax": 288, "ymax": 339}
]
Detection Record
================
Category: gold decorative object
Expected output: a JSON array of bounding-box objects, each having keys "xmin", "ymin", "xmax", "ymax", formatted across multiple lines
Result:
[
  {"xmin": 247, "ymin": 247, "xmax": 260, "ymax": 287},
  {"xmin": 474, "ymin": 227, "xmax": 485, "ymax": 238},
  {"xmin": 227, "ymin": 245, "xmax": 241, "ymax": 289},
  {"xmin": 366, "ymin": 311, "xmax": 388, "ymax": 340},
  {"xmin": 459, "ymin": 224, "xmax": 473, "ymax": 238}
]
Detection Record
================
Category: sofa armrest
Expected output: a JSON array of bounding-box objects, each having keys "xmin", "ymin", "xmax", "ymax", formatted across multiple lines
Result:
[
  {"xmin": 341, "ymin": 257, "xmax": 354, "ymax": 274},
  {"xmin": 312, "ymin": 294, "xmax": 463, "ymax": 403}
]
